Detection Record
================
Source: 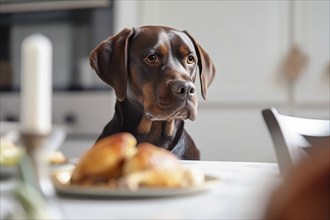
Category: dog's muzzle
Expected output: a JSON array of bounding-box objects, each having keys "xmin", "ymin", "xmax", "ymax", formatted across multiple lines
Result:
[
  {"xmin": 144, "ymin": 80, "xmax": 198, "ymax": 121},
  {"xmin": 170, "ymin": 80, "xmax": 196, "ymax": 100},
  {"xmin": 167, "ymin": 80, "xmax": 197, "ymax": 121}
]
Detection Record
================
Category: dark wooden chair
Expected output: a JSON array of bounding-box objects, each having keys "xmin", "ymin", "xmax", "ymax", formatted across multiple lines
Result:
[{"xmin": 262, "ymin": 107, "xmax": 330, "ymax": 177}]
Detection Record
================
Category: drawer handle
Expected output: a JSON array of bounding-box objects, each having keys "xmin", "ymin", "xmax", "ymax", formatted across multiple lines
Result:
[
  {"xmin": 64, "ymin": 114, "xmax": 77, "ymax": 125},
  {"xmin": 283, "ymin": 45, "xmax": 308, "ymax": 81}
]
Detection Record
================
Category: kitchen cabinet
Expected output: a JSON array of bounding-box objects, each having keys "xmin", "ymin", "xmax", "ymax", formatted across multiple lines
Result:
[
  {"xmin": 0, "ymin": 3, "xmax": 115, "ymax": 138},
  {"xmin": 292, "ymin": 1, "xmax": 330, "ymax": 106},
  {"xmin": 0, "ymin": 91, "xmax": 115, "ymax": 136},
  {"xmin": 114, "ymin": 1, "xmax": 329, "ymax": 162}
]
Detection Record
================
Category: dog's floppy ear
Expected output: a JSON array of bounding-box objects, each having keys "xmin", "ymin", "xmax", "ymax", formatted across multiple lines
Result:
[
  {"xmin": 184, "ymin": 31, "xmax": 216, "ymax": 100},
  {"xmin": 90, "ymin": 28, "xmax": 135, "ymax": 101}
]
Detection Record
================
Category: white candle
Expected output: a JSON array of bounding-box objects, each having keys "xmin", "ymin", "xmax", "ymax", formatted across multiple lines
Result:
[{"xmin": 20, "ymin": 34, "xmax": 53, "ymax": 135}]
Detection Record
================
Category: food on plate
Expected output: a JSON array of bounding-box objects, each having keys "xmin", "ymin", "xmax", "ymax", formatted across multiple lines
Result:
[
  {"xmin": 70, "ymin": 132, "xmax": 205, "ymax": 189},
  {"xmin": 48, "ymin": 151, "xmax": 68, "ymax": 165},
  {"xmin": 181, "ymin": 166, "xmax": 205, "ymax": 187},
  {"xmin": 0, "ymin": 137, "xmax": 23, "ymax": 166},
  {"xmin": 70, "ymin": 132, "xmax": 137, "ymax": 184},
  {"xmin": 120, "ymin": 142, "xmax": 185, "ymax": 189},
  {"xmin": 1, "ymin": 136, "xmax": 68, "ymax": 167}
]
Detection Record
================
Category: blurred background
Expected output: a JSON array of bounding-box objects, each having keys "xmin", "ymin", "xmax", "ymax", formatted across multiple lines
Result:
[{"xmin": 0, "ymin": 0, "xmax": 329, "ymax": 162}]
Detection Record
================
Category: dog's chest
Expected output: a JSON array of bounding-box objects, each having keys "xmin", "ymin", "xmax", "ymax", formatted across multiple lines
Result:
[{"xmin": 133, "ymin": 120, "xmax": 181, "ymax": 150}]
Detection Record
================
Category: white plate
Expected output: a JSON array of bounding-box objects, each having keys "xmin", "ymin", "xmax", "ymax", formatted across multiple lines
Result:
[
  {"xmin": 52, "ymin": 168, "xmax": 220, "ymax": 198},
  {"xmin": 0, "ymin": 162, "xmax": 71, "ymax": 179}
]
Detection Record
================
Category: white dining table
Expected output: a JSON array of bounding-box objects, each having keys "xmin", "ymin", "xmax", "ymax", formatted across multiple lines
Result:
[
  {"xmin": 1, "ymin": 160, "xmax": 280, "ymax": 220},
  {"xmin": 60, "ymin": 161, "xmax": 280, "ymax": 219}
]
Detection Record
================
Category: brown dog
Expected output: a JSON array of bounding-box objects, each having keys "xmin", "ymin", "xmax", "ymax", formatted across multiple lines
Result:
[{"xmin": 90, "ymin": 26, "xmax": 215, "ymax": 160}]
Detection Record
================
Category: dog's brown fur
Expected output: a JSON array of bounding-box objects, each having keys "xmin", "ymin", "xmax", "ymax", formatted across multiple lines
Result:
[{"xmin": 90, "ymin": 26, "xmax": 215, "ymax": 160}]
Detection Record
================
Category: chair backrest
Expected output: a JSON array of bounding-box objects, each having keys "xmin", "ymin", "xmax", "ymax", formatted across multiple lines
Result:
[{"xmin": 262, "ymin": 108, "xmax": 330, "ymax": 177}]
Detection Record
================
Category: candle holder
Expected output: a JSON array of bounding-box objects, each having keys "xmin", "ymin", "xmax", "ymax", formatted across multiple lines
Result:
[
  {"xmin": 20, "ymin": 132, "xmax": 52, "ymax": 195},
  {"xmin": 16, "ymin": 130, "xmax": 64, "ymax": 219}
]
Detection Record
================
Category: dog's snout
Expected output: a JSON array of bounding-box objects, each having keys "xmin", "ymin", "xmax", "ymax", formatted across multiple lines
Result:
[{"xmin": 171, "ymin": 81, "xmax": 196, "ymax": 99}]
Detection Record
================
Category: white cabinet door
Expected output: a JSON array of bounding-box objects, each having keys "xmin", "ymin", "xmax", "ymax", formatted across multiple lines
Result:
[
  {"xmin": 136, "ymin": 1, "xmax": 290, "ymax": 104},
  {"xmin": 293, "ymin": 1, "xmax": 330, "ymax": 105},
  {"xmin": 185, "ymin": 108, "xmax": 277, "ymax": 162}
]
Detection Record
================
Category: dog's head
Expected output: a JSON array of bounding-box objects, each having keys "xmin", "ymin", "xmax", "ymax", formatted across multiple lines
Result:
[{"xmin": 90, "ymin": 26, "xmax": 215, "ymax": 122}]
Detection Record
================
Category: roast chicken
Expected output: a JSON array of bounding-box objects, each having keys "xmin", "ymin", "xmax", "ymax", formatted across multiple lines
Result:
[
  {"xmin": 70, "ymin": 132, "xmax": 204, "ymax": 189},
  {"xmin": 70, "ymin": 132, "xmax": 137, "ymax": 184},
  {"xmin": 120, "ymin": 142, "xmax": 185, "ymax": 189}
]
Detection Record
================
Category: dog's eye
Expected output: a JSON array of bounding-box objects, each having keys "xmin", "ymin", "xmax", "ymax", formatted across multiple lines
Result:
[
  {"xmin": 145, "ymin": 54, "xmax": 158, "ymax": 64},
  {"xmin": 187, "ymin": 55, "xmax": 195, "ymax": 64}
]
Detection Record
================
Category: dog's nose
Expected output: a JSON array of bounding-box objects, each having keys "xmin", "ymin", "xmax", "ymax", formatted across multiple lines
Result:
[{"xmin": 171, "ymin": 81, "xmax": 195, "ymax": 99}]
